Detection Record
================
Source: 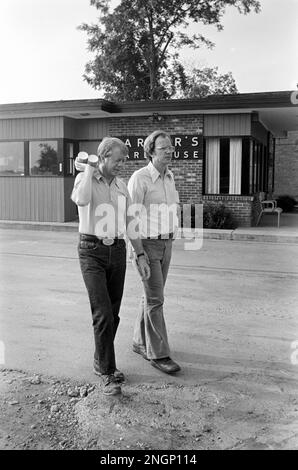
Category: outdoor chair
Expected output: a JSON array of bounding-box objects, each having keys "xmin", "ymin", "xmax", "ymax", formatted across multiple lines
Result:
[{"xmin": 256, "ymin": 192, "xmax": 283, "ymax": 228}]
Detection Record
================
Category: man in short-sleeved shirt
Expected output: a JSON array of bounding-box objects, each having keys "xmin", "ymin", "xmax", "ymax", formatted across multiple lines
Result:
[
  {"xmin": 71, "ymin": 137, "xmax": 150, "ymax": 396},
  {"xmin": 128, "ymin": 130, "xmax": 181, "ymax": 374}
]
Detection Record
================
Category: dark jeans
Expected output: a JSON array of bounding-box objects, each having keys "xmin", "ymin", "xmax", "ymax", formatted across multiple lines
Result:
[{"xmin": 78, "ymin": 234, "xmax": 126, "ymax": 375}]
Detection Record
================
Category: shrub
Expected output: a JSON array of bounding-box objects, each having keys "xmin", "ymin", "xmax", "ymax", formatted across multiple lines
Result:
[
  {"xmin": 203, "ymin": 203, "xmax": 236, "ymax": 229},
  {"xmin": 276, "ymin": 195, "xmax": 297, "ymax": 212}
]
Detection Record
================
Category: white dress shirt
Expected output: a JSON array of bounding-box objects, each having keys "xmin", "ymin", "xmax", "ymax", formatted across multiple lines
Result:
[
  {"xmin": 72, "ymin": 171, "xmax": 129, "ymax": 238},
  {"xmin": 127, "ymin": 162, "xmax": 179, "ymax": 238}
]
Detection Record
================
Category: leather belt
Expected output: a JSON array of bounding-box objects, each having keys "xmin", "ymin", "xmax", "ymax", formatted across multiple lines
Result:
[
  {"xmin": 146, "ymin": 233, "xmax": 174, "ymax": 240},
  {"xmin": 79, "ymin": 233, "xmax": 125, "ymax": 246}
]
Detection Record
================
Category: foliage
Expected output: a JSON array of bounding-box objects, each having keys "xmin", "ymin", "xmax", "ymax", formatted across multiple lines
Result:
[
  {"xmin": 79, "ymin": 0, "xmax": 261, "ymax": 100},
  {"xmin": 276, "ymin": 195, "xmax": 297, "ymax": 212},
  {"xmin": 178, "ymin": 66, "xmax": 238, "ymax": 99},
  {"xmin": 31, "ymin": 144, "xmax": 58, "ymax": 175},
  {"xmin": 203, "ymin": 203, "xmax": 236, "ymax": 229}
]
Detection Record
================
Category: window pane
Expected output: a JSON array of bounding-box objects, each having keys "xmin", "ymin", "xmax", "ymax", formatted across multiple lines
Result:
[
  {"xmin": 66, "ymin": 142, "xmax": 74, "ymax": 175},
  {"xmin": 205, "ymin": 138, "xmax": 220, "ymax": 194},
  {"xmin": 30, "ymin": 141, "xmax": 58, "ymax": 176},
  {"xmin": 79, "ymin": 141, "xmax": 99, "ymax": 155},
  {"xmin": 241, "ymin": 138, "xmax": 250, "ymax": 195},
  {"xmin": 220, "ymin": 138, "xmax": 230, "ymax": 194},
  {"xmin": 263, "ymin": 146, "xmax": 268, "ymax": 191},
  {"xmin": 0, "ymin": 142, "xmax": 24, "ymax": 176}
]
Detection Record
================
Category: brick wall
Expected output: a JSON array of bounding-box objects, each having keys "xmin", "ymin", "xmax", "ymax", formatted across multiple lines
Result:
[
  {"xmin": 202, "ymin": 195, "xmax": 254, "ymax": 227},
  {"xmin": 275, "ymin": 131, "xmax": 298, "ymax": 200},
  {"xmin": 108, "ymin": 114, "xmax": 203, "ymax": 135},
  {"xmin": 107, "ymin": 114, "xmax": 261, "ymax": 227},
  {"xmin": 109, "ymin": 114, "xmax": 204, "ymax": 204}
]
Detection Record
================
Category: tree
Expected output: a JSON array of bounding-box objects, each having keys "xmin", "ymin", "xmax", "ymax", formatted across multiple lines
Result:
[
  {"xmin": 178, "ymin": 66, "xmax": 239, "ymax": 99},
  {"xmin": 31, "ymin": 144, "xmax": 58, "ymax": 175},
  {"xmin": 80, "ymin": 0, "xmax": 260, "ymax": 101}
]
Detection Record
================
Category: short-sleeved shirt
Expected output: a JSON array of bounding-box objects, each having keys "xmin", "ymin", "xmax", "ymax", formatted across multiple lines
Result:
[
  {"xmin": 127, "ymin": 162, "xmax": 179, "ymax": 238},
  {"xmin": 72, "ymin": 170, "xmax": 129, "ymax": 238}
]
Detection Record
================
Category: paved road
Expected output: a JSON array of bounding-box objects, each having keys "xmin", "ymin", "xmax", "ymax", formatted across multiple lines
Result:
[{"xmin": 0, "ymin": 229, "xmax": 298, "ymax": 386}]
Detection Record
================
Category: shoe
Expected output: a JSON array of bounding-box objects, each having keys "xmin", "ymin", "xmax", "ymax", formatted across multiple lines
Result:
[
  {"xmin": 94, "ymin": 361, "xmax": 125, "ymax": 383},
  {"xmin": 132, "ymin": 343, "xmax": 149, "ymax": 361},
  {"xmin": 150, "ymin": 357, "xmax": 181, "ymax": 374},
  {"xmin": 101, "ymin": 374, "xmax": 122, "ymax": 396},
  {"xmin": 114, "ymin": 369, "xmax": 125, "ymax": 383}
]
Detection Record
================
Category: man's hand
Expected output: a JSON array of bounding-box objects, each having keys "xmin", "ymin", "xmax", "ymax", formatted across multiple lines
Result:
[
  {"xmin": 135, "ymin": 254, "xmax": 150, "ymax": 281},
  {"xmin": 75, "ymin": 153, "xmax": 88, "ymax": 172}
]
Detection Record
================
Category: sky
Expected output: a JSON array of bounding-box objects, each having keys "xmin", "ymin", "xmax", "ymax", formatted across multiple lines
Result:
[{"xmin": 0, "ymin": 0, "xmax": 297, "ymax": 104}]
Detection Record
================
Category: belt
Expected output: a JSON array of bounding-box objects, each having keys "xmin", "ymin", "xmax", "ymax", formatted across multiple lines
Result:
[
  {"xmin": 146, "ymin": 233, "xmax": 174, "ymax": 240},
  {"xmin": 79, "ymin": 233, "xmax": 125, "ymax": 246}
]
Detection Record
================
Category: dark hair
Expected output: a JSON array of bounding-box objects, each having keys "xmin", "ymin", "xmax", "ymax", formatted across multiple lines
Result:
[{"xmin": 143, "ymin": 130, "xmax": 172, "ymax": 161}]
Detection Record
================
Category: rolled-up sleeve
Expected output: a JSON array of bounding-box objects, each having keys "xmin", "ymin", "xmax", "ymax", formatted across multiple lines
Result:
[
  {"xmin": 127, "ymin": 172, "xmax": 145, "ymax": 205},
  {"xmin": 71, "ymin": 173, "xmax": 84, "ymax": 205}
]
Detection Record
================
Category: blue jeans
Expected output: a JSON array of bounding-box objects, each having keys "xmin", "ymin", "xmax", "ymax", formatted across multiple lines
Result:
[
  {"xmin": 133, "ymin": 238, "xmax": 172, "ymax": 360},
  {"xmin": 78, "ymin": 234, "xmax": 126, "ymax": 375}
]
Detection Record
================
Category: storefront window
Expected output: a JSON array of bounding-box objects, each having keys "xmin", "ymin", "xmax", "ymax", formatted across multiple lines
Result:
[
  {"xmin": 0, "ymin": 142, "xmax": 24, "ymax": 176},
  {"xmin": 205, "ymin": 137, "xmax": 268, "ymax": 196},
  {"xmin": 30, "ymin": 141, "xmax": 59, "ymax": 176}
]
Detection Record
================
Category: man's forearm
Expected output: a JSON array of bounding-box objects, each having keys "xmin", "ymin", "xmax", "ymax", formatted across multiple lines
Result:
[
  {"xmin": 129, "ymin": 237, "xmax": 145, "ymax": 257},
  {"xmin": 71, "ymin": 166, "xmax": 94, "ymax": 206},
  {"xmin": 126, "ymin": 213, "xmax": 145, "ymax": 256}
]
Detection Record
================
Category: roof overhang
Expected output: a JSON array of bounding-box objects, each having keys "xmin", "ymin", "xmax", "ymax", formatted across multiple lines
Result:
[
  {"xmin": 0, "ymin": 99, "xmax": 114, "ymax": 119},
  {"xmin": 0, "ymin": 91, "xmax": 297, "ymax": 136},
  {"xmin": 254, "ymin": 106, "xmax": 298, "ymax": 137},
  {"xmin": 111, "ymin": 91, "xmax": 298, "ymax": 137}
]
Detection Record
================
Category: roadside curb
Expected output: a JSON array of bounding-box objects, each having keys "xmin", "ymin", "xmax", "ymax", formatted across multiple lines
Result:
[
  {"xmin": 0, "ymin": 221, "xmax": 78, "ymax": 232},
  {"xmin": 0, "ymin": 220, "xmax": 297, "ymax": 244},
  {"xmin": 232, "ymin": 232, "xmax": 298, "ymax": 244}
]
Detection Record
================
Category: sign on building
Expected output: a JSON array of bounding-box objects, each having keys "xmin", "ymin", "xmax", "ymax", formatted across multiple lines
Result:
[{"xmin": 120, "ymin": 135, "xmax": 203, "ymax": 160}]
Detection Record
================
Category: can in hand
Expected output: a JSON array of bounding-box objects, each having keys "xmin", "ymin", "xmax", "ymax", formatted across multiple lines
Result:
[
  {"xmin": 88, "ymin": 154, "xmax": 99, "ymax": 167},
  {"xmin": 77, "ymin": 151, "xmax": 89, "ymax": 163}
]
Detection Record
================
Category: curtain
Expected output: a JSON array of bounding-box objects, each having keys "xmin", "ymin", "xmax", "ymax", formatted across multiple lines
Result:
[
  {"xmin": 205, "ymin": 138, "xmax": 220, "ymax": 194},
  {"xmin": 229, "ymin": 138, "xmax": 242, "ymax": 194}
]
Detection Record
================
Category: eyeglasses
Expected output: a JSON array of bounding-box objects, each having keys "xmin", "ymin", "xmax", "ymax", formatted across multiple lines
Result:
[{"xmin": 155, "ymin": 146, "xmax": 175, "ymax": 153}]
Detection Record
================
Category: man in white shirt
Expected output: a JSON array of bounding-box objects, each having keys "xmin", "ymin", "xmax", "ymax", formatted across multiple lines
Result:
[
  {"xmin": 128, "ymin": 130, "xmax": 181, "ymax": 374},
  {"xmin": 71, "ymin": 137, "xmax": 150, "ymax": 396}
]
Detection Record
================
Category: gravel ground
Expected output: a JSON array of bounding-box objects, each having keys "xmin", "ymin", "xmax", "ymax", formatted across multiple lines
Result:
[{"xmin": 1, "ymin": 366, "xmax": 298, "ymax": 450}]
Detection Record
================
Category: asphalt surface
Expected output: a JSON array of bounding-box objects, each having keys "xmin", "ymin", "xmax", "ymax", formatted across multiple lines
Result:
[{"xmin": 0, "ymin": 228, "xmax": 298, "ymax": 387}]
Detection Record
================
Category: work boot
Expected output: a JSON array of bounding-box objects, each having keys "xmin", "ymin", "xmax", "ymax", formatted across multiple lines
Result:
[
  {"xmin": 93, "ymin": 360, "xmax": 125, "ymax": 383},
  {"xmin": 101, "ymin": 374, "xmax": 122, "ymax": 396}
]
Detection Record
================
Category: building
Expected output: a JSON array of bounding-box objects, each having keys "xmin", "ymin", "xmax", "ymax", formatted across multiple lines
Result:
[
  {"xmin": 275, "ymin": 130, "xmax": 298, "ymax": 201},
  {"xmin": 0, "ymin": 91, "xmax": 297, "ymax": 226}
]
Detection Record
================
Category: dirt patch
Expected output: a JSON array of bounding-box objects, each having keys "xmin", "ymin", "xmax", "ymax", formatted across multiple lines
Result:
[
  {"xmin": 0, "ymin": 368, "xmax": 93, "ymax": 450},
  {"xmin": 75, "ymin": 375, "xmax": 298, "ymax": 450},
  {"xmin": 1, "ymin": 368, "xmax": 298, "ymax": 450}
]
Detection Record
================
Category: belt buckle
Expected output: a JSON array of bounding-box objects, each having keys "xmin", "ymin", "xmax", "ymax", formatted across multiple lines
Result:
[{"xmin": 102, "ymin": 238, "xmax": 114, "ymax": 246}]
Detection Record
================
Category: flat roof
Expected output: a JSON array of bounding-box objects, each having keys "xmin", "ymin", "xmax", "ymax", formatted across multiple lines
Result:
[
  {"xmin": 0, "ymin": 99, "xmax": 114, "ymax": 119},
  {"xmin": 0, "ymin": 91, "xmax": 297, "ymax": 136},
  {"xmin": 113, "ymin": 91, "xmax": 298, "ymax": 113}
]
